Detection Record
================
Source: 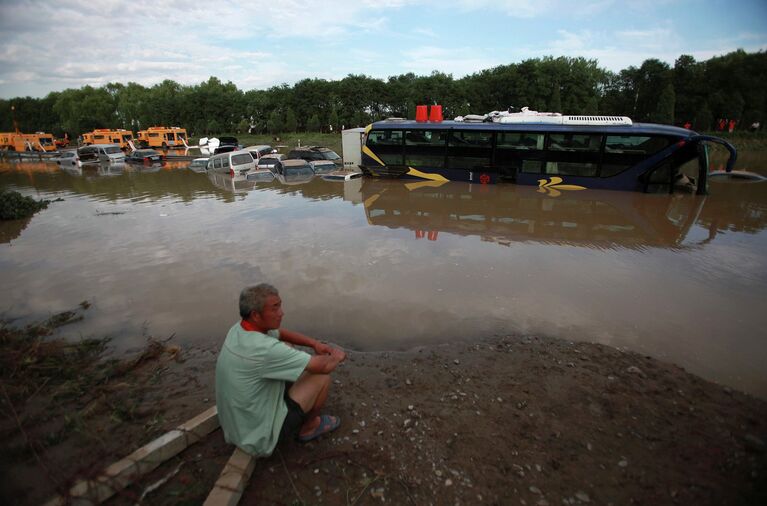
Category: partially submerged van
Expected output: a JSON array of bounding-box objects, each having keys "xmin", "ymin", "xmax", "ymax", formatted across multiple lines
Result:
[
  {"xmin": 206, "ymin": 150, "xmax": 256, "ymax": 176},
  {"xmin": 78, "ymin": 144, "xmax": 125, "ymax": 164}
]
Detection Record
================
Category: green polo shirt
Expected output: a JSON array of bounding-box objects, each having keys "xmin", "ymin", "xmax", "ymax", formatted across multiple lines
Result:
[{"xmin": 215, "ymin": 323, "xmax": 311, "ymax": 456}]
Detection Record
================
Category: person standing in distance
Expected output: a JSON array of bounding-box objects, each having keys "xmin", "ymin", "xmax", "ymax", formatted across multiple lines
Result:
[{"xmin": 215, "ymin": 283, "xmax": 346, "ymax": 456}]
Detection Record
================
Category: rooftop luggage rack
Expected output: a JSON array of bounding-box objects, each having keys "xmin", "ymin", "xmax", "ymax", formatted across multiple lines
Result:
[{"xmin": 454, "ymin": 107, "xmax": 633, "ymax": 126}]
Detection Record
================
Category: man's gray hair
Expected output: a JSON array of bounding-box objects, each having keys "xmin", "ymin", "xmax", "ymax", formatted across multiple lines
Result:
[{"xmin": 239, "ymin": 283, "xmax": 279, "ymax": 319}]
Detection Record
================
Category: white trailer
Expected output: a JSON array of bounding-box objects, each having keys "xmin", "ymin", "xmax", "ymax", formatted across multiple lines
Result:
[{"xmin": 341, "ymin": 127, "xmax": 365, "ymax": 168}]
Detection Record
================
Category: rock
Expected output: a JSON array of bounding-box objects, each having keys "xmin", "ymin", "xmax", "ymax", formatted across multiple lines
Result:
[
  {"xmin": 404, "ymin": 419, "xmax": 412, "ymax": 427},
  {"xmin": 575, "ymin": 491, "xmax": 590, "ymax": 502},
  {"xmin": 626, "ymin": 366, "xmax": 644, "ymax": 376},
  {"xmin": 529, "ymin": 485, "xmax": 542, "ymax": 494},
  {"xmin": 405, "ymin": 378, "xmax": 412, "ymax": 385},
  {"xmin": 445, "ymin": 478, "xmax": 453, "ymax": 486},
  {"xmin": 537, "ymin": 500, "xmax": 549, "ymax": 506},
  {"xmin": 454, "ymin": 359, "xmax": 460, "ymax": 365},
  {"xmin": 435, "ymin": 469, "xmax": 443, "ymax": 477},
  {"xmin": 618, "ymin": 459, "xmax": 628, "ymax": 467}
]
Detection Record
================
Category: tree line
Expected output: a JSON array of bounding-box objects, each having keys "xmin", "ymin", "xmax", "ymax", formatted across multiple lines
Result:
[{"xmin": 1, "ymin": 50, "xmax": 765, "ymax": 138}]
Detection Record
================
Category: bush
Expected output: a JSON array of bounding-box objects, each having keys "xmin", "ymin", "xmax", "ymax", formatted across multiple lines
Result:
[{"xmin": 0, "ymin": 190, "xmax": 50, "ymax": 220}]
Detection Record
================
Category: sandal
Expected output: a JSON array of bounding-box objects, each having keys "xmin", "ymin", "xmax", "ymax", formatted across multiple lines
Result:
[{"xmin": 298, "ymin": 414, "xmax": 341, "ymax": 442}]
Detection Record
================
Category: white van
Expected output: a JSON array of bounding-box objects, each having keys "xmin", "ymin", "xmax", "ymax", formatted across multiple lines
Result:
[
  {"xmin": 91, "ymin": 144, "xmax": 126, "ymax": 163},
  {"xmin": 206, "ymin": 149, "xmax": 256, "ymax": 176},
  {"xmin": 77, "ymin": 144, "xmax": 125, "ymax": 163}
]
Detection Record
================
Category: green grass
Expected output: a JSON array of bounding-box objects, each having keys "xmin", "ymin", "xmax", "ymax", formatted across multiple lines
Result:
[{"xmin": 701, "ymin": 131, "xmax": 767, "ymax": 151}]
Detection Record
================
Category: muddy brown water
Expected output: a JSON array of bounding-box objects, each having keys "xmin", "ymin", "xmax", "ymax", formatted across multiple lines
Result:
[{"xmin": 1, "ymin": 154, "xmax": 766, "ymax": 399}]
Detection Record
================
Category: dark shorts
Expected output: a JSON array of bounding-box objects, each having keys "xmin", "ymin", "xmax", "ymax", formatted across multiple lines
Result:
[{"xmin": 278, "ymin": 384, "xmax": 307, "ymax": 443}]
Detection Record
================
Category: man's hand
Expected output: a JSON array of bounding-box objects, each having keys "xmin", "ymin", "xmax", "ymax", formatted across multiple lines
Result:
[
  {"xmin": 330, "ymin": 347, "xmax": 346, "ymax": 363},
  {"xmin": 314, "ymin": 341, "xmax": 334, "ymax": 356}
]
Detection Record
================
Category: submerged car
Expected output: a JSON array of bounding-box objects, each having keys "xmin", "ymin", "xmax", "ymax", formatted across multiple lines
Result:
[
  {"xmin": 213, "ymin": 136, "xmax": 239, "ymax": 154},
  {"xmin": 272, "ymin": 159, "xmax": 315, "ymax": 185},
  {"xmin": 51, "ymin": 150, "xmax": 80, "ymax": 166},
  {"xmin": 245, "ymin": 144, "xmax": 276, "ymax": 161},
  {"xmin": 126, "ymin": 149, "xmax": 165, "ymax": 165},
  {"xmin": 188, "ymin": 157, "xmax": 209, "ymax": 172},
  {"xmin": 287, "ymin": 146, "xmax": 342, "ymax": 167},
  {"xmin": 206, "ymin": 150, "xmax": 256, "ymax": 176},
  {"xmin": 256, "ymin": 153, "xmax": 285, "ymax": 171},
  {"xmin": 91, "ymin": 143, "xmax": 126, "ymax": 163},
  {"xmin": 310, "ymin": 160, "xmax": 337, "ymax": 174}
]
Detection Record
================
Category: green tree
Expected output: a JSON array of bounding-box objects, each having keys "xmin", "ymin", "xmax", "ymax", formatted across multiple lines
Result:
[
  {"xmin": 267, "ymin": 110, "xmax": 283, "ymax": 134},
  {"xmin": 306, "ymin": 114, "xmax": 320, "ymax": 132},
  {"xmin": 237, "ymin": 118, "xmax": 249, "ymax": 134},
  {"xmin": 285, "ymin": 108, "xmax": 297, "ymax": 133},
  {"xmin": 329, "ymin": 108, "xmax": 339, "ymax": 132},
  {"xmin": 652, "ymin": 84, "xmax": 675, "ymax": 124},
  {"xmin": 207, "ymin": 119, "xmax": 221, "ymax": 134},
  {"xmin": 550, "ymin": 82, "xmax": 562, "ymax": 112},
  {"xmin": 694, "ymin": 103, "xmax": 713, "ymax": 131}
]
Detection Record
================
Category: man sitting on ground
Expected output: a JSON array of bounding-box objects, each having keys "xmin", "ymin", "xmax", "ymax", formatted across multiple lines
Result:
[{"xmin": 215, "ymin": 283, "xmax": 346, "ymax": 456}]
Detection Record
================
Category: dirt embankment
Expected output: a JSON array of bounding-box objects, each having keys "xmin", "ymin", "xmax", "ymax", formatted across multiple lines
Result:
[{"xmin": 2, "ymin": 320, "xmax": 766, "ymax": 506}]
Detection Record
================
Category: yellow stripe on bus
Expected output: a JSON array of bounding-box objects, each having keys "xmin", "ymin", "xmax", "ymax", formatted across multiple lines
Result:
[{"xmin": 406, "ymin": 167, "xmax": 449, "ymax": 182}]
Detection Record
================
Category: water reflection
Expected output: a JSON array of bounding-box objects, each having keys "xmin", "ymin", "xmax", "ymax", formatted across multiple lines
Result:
[
  {"xmin": 1, "ymin": 159, "xmax": 766, "ymax": 399},
  {"xmin": 359, "ymin": 180, "xmax": 708, "ymax": 250}
]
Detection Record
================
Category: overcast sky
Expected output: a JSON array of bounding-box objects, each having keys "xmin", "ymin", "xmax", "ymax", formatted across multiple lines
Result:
[{"xmin": 0, "ymin": 0, "xmax": 765, "ymax": 99}]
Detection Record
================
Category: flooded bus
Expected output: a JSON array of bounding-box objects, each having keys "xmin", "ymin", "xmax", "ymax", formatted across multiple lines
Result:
[
  {"xmin": 0, "ymin": 131, "xmax": 56, "ymax": 152},
  {"xmin": 360, "ymin": 106, "xmax": 737, "ymax": 194},
  {"xmin": 136, "ymin": 126, "xmax": 188, "ymax": 149},
  {"xmin": 82, "ymin": 129, "xmax": 134, "ymax": 149}
]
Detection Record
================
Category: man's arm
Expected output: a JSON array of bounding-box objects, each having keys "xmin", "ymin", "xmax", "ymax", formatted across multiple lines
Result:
[
  {"xmin": 279, "ymin": 328, "xmax": 336, "ymax": 356},
  {"xmin": 305, "ymin": 347, "xmax": 346, "ymax": 374}
]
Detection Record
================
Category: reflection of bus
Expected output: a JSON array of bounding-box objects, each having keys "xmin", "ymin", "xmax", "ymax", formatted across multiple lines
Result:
[
  {"xmin": 359, "ymin": 179, "xmax": 705, "ymax": 249},
  {"xmin": 360, "ymin": 107, "xmax": 738, "ymax": 194},
  {"xmin": 0, "ymin": 131, "xmax": 56, "ymax": 151},
  {"xmin": 82, "ymin": 129, "xmax": 134, "ymax": 149},
  {"xmin": 137, "ymin": 126, "xmax": 188, "ymax": 149}
]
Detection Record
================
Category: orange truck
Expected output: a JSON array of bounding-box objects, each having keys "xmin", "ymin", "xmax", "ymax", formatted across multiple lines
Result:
[
  {"xmin": 81, "ymin": 128, "xmax": 134, "ymax": 149},
  {"xmin": 0, "ymin": 131, "xmax": 56, "ymax": 152},
  {"xmin": 136, "ymin": 126, "xmax": 188, "ymax": 148}
]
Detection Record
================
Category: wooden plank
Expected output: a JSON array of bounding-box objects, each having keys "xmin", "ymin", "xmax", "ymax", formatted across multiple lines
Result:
[
  {"xmin": 203, "ymin": 447, "xmax": 256, "ymax": 506},
  {"xmin": 43, "ymin": 405, "xmax": 219, "ymax": 506}
]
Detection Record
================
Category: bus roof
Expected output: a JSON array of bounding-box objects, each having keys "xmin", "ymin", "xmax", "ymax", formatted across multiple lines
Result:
[{"xmin": 369, "ymin": 119, "xmax": 695, "ymax": 137}]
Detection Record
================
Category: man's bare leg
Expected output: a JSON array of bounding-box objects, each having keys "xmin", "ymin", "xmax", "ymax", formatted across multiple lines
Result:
[{"xmin": 288, "ymin": 371, "xmax": 334, "ymax": 436}]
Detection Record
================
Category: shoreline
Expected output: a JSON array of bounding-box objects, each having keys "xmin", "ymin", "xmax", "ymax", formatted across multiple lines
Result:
[{"xmin": 3, "ymin": 330, "xmax": 765, "ymax": 505}]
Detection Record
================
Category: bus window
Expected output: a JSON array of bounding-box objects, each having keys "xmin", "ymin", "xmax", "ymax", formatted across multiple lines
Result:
[
  {"xmin": 600, "ymin": 164, "xmax": 632, "ymax": 177},
  {"xmin": 545, "ymin": 162, "xmax": 598, "ymax": 177},
  {"xmin": 404, "ymin": 130, "xmax": 447, "ymax": 169},
  {"xmin": 497, "ymin": 132, "xmax": 544, "ymax": 150},
  {"xmin": 604, "ymin": 135, "xmax": 669, "ymax": 154},
  {"xmin": 519, "ymin": 160, "xmax": 545, "ymax": 174},
  {"xmin": 368, "ymin": 130, "xmax": 402, "ymax": 146},
  {"xmin": 447, "ymin": 130, "xmax": 492, "ymax": 170},
  {"xmin": 497, "ymin": 132, "xmax": 546, "ymax": 179},
  {"xmin": 405, "ymin": 130, "xmax": 446, "ymax": 146},
  {"xmin": 548, "ymin": 134, "xmax": 602, "ymax": 152},
  {"xmin": 367, "ymin": 129, "xmax": 404, "ymax": 165}
]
